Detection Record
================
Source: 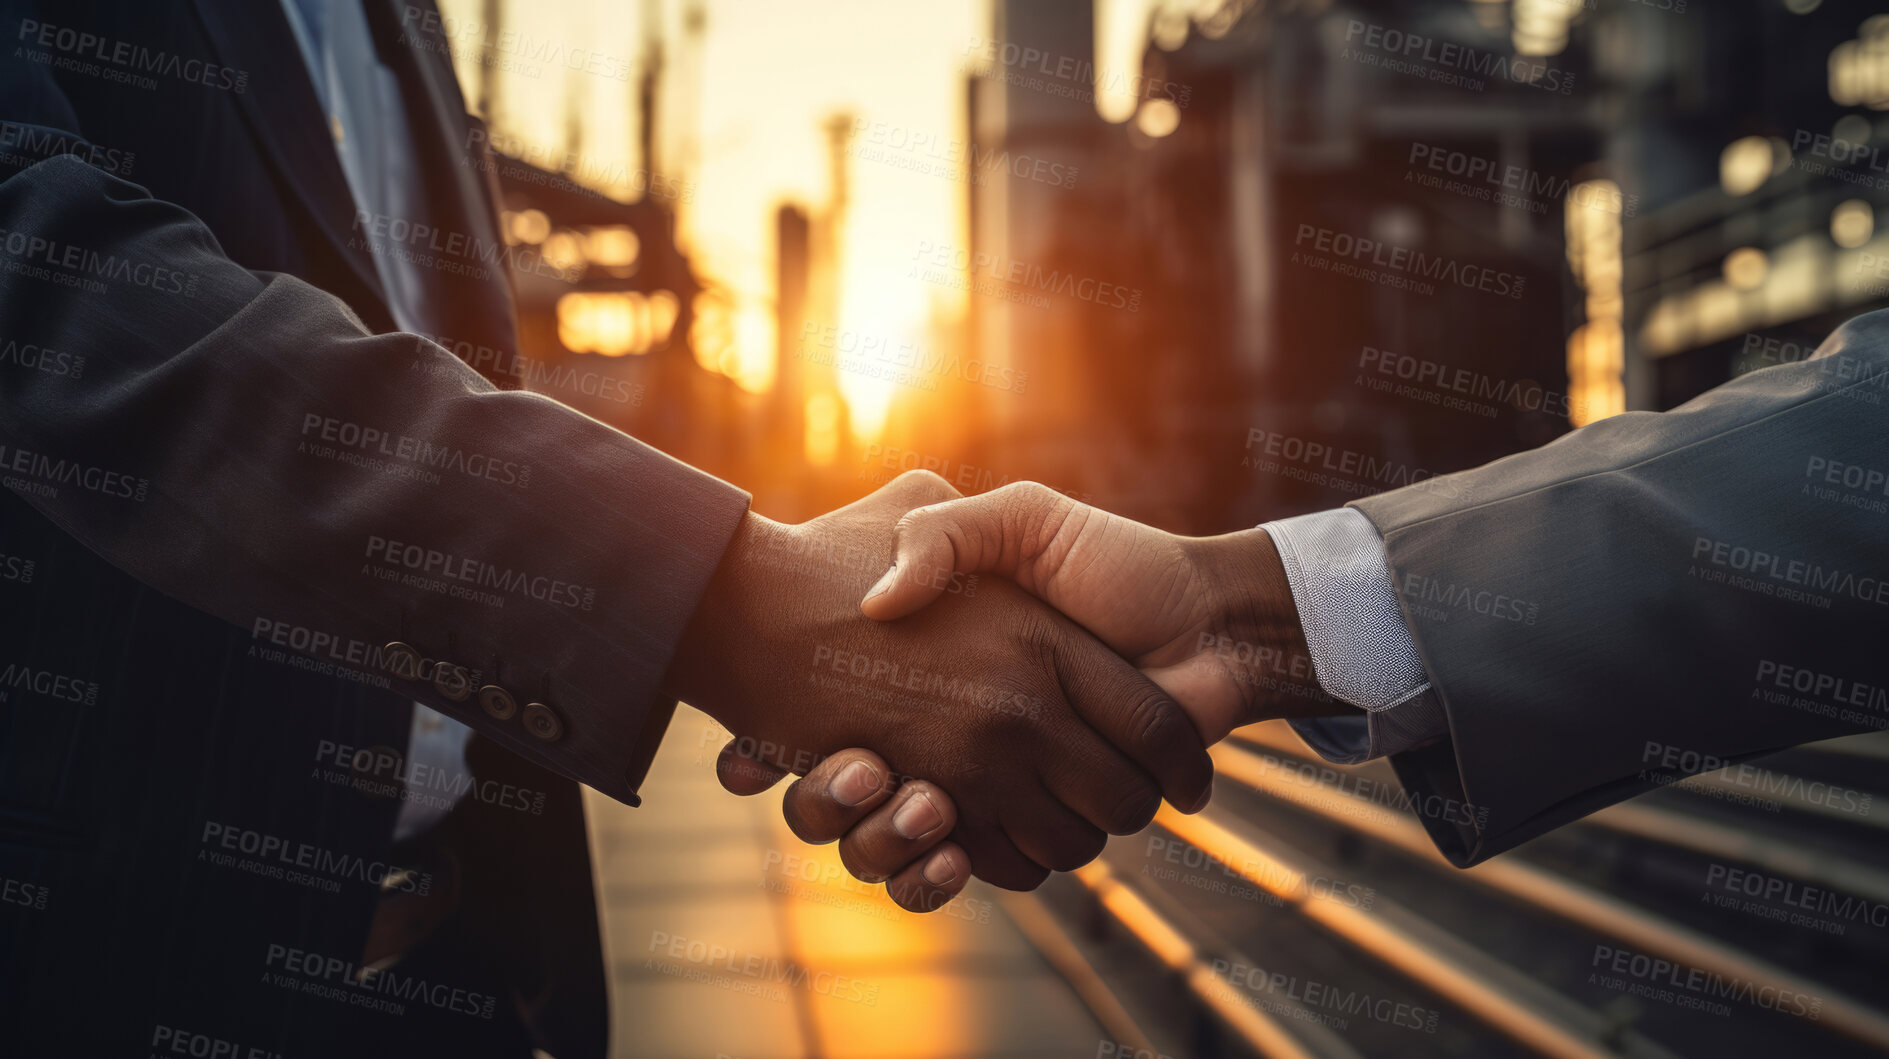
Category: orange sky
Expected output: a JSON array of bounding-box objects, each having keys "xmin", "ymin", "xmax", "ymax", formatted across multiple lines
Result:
[{"xmin": 437, "ymin": 0, "xmax": 1163, "ymax": 429}]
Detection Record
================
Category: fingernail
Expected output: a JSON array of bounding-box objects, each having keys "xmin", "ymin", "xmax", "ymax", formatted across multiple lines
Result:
[
  {"xmin": 831, "ymin": 761, "xmax": 881, "ymax": 806},
  {"xmin": 893, "ymin": 790, "xmax": 942, "ymax": 839},
  {"xmin": 922, "ymin": 850, "xmax": 958, "ymax": 885},
  {"xmin": 862, "ymin": 564, "xmax": 897, "ymax": 603},
  {"xmin": 1188, "ymin": 778, "xmax": 1214, "ymax": 814}
]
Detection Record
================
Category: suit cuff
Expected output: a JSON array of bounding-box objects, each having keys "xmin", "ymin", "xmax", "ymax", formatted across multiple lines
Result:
[
  {"xmin": 1260, "ymin": 508, "xmax": 1446, "ymax": 762},
  {"xmin": 367, "ymin": 404, "xmax": 751, "ymax": 807}
]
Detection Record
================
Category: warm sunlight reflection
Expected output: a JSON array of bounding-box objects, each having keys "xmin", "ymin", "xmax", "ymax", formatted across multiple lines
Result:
[
  {"xmin": 1566, "ymin": 178, "xmax": 1626, "ymax": 425},
  {"xmin": 586, "ymin": 226, "xmax": 642, "ymax": 270},
  {"xmin": 1094, "ymin": 0, "xmax": 1165, "ymax": 121},
  {"xmin": 769, "ymin": 804, "xmax": 980, "ymax": 1057},
  {"xmin": 729, "ymin": 301, "xmax": 777, "ymax": 393},
  {"xmin": 503, "ymin": 207, "xmax": 551, "ymax": 245},
  {"xmin": 1135, "ymin": 97, "xmax": 1180, "ymax": 137},
  {"xmin": 676, "ymin": 0, "xmax": 982, "ymax": 437},
  {"xmin": 558, "ymin": 291, "xmax": 679, "ymax": 355},
  {"xmin": 442, "ymin": 0, "xmax": 989, "ymax": 451},
  {"xmin": 833, "ymin": 270, "xmax": 922, "ymax": 441},
  {"xmin": 542, "ymin": 230, "xmax": 588, "ymax": 274},
  {"xmin": 805, "ymin": 392, "xmax": 842, "ymax": 465}
]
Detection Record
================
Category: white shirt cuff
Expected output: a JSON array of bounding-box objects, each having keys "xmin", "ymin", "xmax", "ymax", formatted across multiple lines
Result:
[{"xmin": 1259, "ymin": 507, "xmax": 1444, "ymax": 761}]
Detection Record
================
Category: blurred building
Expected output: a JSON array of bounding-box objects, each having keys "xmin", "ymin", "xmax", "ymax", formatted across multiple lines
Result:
[
  {"xmin": 935, "ymin": 2, "xmax": 1889, "ymax": 1058},
  {"xmin": 955, "ymin": 0, "xmax": 1588, "ymax": 533},
  {"xmin": 465, "ymin": 2, "xmax": 837, "ymax": 519},
  {"xmin": 1622, "ymin": 9, "xmax": 1889, "ymax": 403},
  {"xmin": 948, "ymin": 0, "xmax": 1889, "ymax": 535}
]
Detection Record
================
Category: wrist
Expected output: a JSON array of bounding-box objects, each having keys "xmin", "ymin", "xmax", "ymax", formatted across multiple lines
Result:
[
  {"xmin": 660, "ymin": 509, "xmax": 787, "ymax": 718},
  {"xmin": 1187, "ymin": 529, "xmax": 1337, "ymax": 723}
]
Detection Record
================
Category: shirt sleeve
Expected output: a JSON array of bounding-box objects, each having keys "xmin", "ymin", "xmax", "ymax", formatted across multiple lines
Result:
[{"xmin": 1259, "ymin": 507, "xmax": 1447, "ymax": 764}]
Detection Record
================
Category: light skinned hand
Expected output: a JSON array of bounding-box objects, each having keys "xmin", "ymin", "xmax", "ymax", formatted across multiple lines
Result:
[
  {"xmin": 774, "ymin": 482, "xmax": 1356, "ymax": 912},
  {"xmin": 859, "ymin": 482, "xmax": 1354, "ymax": 744}
]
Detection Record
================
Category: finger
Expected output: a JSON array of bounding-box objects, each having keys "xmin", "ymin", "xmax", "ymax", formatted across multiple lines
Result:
[
  {"xmin": 716, "ymin": 738, "xmax": 792, "ymax": 795},
  {"xmin": 779, "ymin": 749, "xmax": 896, "ymax": 844},
  {"xmin": 954, "ymin": 811, "xmax": 1051, "ymax": 891},
  {"xmin": 1003, "ymin": 790, "xmax": 1109, "ymax": 873},
  {"xmin": 883, "ymin": 842, "xmax": 969, "ymax": 914},
  {"xmin": 1039, "ymin": 727, "xmax": 1164, "ymax": 836},
  {"xmin": 1057, "ymin": 635, "xmax": 1215, "ymax": 814},
  {"xmin": 861, "ymin": 482, "xmax": 1077, "ymax": 621},
  {"xmin": 835, "ymin": 780, "xmax": 958, "ymax": 883}
]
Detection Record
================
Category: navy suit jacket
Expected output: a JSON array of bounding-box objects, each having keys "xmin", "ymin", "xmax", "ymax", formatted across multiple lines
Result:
[{"xmin": 0, "ymin": 1, "xmax": 749, "ymax": 1054}]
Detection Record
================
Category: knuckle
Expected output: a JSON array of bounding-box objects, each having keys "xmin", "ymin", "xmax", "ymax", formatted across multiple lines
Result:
[
  {"xmin": 998, "ymin": 480, "xmax": 1053, "ymax": 508},
  {"xmin": 992, "ymin": 676, "xmax": 1040, "ymax": 713},
  {"xmin": 1008, "ymin": 862, "xmax": 1051, "ymax": 891},
  {"xmin": 974, "ymin": 842, "xmax": 1050, "ymax": 889},
  {"xmin": 1003, "ymin": 481, "xmax": 1070, "ymax": 538},
  {"xmin": 893, "ymin": 468, "xmax": 961, "ymax": 502},
  {"xmin": 978, "ymin": 682, "xmax": 1042, "ymax": 740},
  {"xmin": 782, "ymin": 783, "xmax": 839, "ymax": 845},
  {"xmin": 1011, "ymin": 607, "xmax": 1062, "ymax": 658},
  {"xmin": 936, "ymin": 756, "xmax": 991, "ymax": 801},
  {"xmin": 894, "ymin": 468, "xmax": 945, "ymax": 489},
  {"xmin": 902, "ymin": 780, "xmax": 957, "ymax": 830},
  {"xmin": 1104, "ymin": 779, "xmax": 1163, "ymax": 835},
  {"xmin": 811, "ymin": 747, "xmax": 864, "ymax": 785},
  {"xmin": 837, "ymin": 842, "xmax": 888, "ymax": 884},
  {"xmin": 1127, "ymin": 687, "xmax": 1192, "ymax": 759},
  {"xmin": 892, "ymin": 507, "xmax": 933, "ymax": 539},
  {"xmin": 1044, "ymin": 827, "xmax": 1108, "ymax": 872}
]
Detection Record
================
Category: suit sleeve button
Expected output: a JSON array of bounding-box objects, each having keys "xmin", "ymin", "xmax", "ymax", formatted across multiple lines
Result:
[
  {"xmin": 383, "ymin": 642, "xmax": 423, "ymax": 680},
  {"xmin": 522, "ymin": 703, "xmax": 564, "ymax": 742},
  {"xmin": 478, "ymin": 685, "xmax": 517, "ymax": 721},
  {"xmin": 432, "ymin": 663, "xmax": 472, "ymax": 702}
]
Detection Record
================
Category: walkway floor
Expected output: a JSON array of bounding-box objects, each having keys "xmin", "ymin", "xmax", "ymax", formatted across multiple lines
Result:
[{"xmin": 584, "ymin": 705, "xmax": 1108, "ymax": 1059}]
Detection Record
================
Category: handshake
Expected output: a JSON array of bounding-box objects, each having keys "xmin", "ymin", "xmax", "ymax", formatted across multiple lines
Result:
[{"xmin": 661, "ymin": 470, "xmax": 1352, "ymax": 912}]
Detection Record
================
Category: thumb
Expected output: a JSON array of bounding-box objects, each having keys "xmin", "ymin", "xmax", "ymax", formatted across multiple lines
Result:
[
  {"xmin": 1141, "ymin": 656, "xmax": 1248, "ymax": 746},
  {"xmin": 715, "ymin": 737, "xmax": 793, "ymax": 795},
  {"xmin": 860, "ymin": 482, "xmax": 1072, "ymax": 621}
]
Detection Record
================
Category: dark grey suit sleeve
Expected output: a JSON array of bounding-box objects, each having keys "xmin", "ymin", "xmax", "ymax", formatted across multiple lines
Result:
[
  {"xmin": 0, "ymin": 151, "xmax": 748, "ymax": 806},
  {"xmin": 1352, "ymin": 310, "xmax": 1889, "ymax": 866}
]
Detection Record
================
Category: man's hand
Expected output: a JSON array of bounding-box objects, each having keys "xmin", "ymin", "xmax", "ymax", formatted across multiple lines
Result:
[
  {"xmin": 660, "ymin": 471, "xmax": 1214, "ymax": 891},
  {"xmin": 859, "ymin": 483, "xmax": 1353, "ymax": 743},
  {"xmin": 719, "ymin": 745, "xmax": 970, "ymax": 914}
]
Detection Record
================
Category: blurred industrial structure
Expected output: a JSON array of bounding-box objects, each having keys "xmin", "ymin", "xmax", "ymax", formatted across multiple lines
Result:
[
  {"xmin": 957, "ymin": 3, "xmax": 1889, "ymax": 1057},
  {"xmin": 449, "ymin": 0, "xmax": 1889, "ymax": 1054},
  {"xmin": 465, "ymin": 0, "xmax": 1889, "ymax": 527}
]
